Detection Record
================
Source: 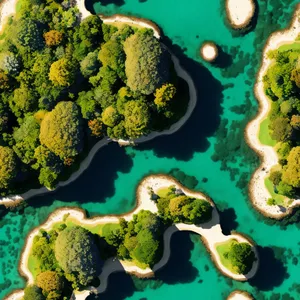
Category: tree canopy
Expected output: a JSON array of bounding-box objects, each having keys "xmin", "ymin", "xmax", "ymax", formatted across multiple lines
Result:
[
  {"xmin": 227, "ymin": 242, "xmax": 255, "ymax": 274},
  {"xmin": 0, "ymin": 146, "xmax": 18, "ymax": 190},
  {"xmin": 124, "ymin": 29, "xmax": 170, "ymax": 95},
  {"xmin": 40, "ymin": 102, "xmax": 84, "ymax": 159},
  {"xmin": 55, "ymin": 226, "xmax": 102, "ymax": 287}
]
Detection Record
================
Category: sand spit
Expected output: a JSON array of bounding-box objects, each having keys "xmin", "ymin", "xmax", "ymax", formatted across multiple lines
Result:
[
  {"xmin": 246, "ymin": 4, "xmax": 300, "ymax": 219},
  {"xmin": 225, "ymin": 0, "xmax": 255, "ymax": 29},
  {"xmin": 6, "ymin": 175, "xmax": 259, "ymax": 300}
]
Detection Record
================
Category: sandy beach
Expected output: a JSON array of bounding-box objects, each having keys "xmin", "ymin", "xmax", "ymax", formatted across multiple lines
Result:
[
  {"xmin": 6, "ymin": 175, "xmax": 259, "ymax": 300},
  {"xmin": 246, "ymin": 4, "xmax": 300, "ymax": 218},
  {"xmin": 0, "ymin": 0, "xmax": 18, "ymax": 32},
  {"xmin": 225, "ymin": 0, "xmax": 255, "ymax": 29},
  {"xmin": 227, "ymin": 290, "xmax": 254, "ymax": 300},
  {"xmin": 200, "ymin": 42, "xmax": 218, "ymax": 62}
]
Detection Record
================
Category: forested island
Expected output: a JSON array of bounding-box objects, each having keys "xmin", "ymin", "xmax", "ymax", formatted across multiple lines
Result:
[
  {"xmin": 262, "ymin": 42, "xmax": 300, "ymax": 205},
  {"xmin": 0, "ymin": 0, "xmax": 189, "ymax": 198},
  {"xmin": 9, "ymin": 175, "xmax": 258, "ymax": 300}
]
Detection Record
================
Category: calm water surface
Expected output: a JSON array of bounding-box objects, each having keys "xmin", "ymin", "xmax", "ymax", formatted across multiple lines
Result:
[{"xmin": 1, "ymin": 0, "xmax": 300, "ymax": 299}]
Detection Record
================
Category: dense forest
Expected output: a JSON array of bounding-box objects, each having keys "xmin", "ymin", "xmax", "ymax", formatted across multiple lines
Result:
[
  {"xmin": 0, "ymin": 0, "xmax": 188, "ymax": 196},
  {"xmin": 264, "ymin": 47, "xmax": 300, "ymax": 201}
]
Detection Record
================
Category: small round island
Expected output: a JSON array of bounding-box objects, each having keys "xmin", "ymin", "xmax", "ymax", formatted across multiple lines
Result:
[
  {"xmin": 227, "ymin": 290, "xmax": 254, "ymax": 300},
  {"xmin": 200, "ymin": 42, "xmax": 218, "ymax": 63},
  {"xmin": 225, "ymin": 0, "xmax": 256, "ymax": 30}
]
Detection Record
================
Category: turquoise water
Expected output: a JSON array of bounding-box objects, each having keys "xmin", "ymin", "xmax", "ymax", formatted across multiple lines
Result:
[{"xmin": 1, "ymin": 0, "xmax": 300, "ymax": 299}]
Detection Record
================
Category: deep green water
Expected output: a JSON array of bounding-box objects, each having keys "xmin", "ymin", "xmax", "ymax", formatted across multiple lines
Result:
[{"xmin": 1, "ymin": 0, "xmax": 300, "ymax": 299}]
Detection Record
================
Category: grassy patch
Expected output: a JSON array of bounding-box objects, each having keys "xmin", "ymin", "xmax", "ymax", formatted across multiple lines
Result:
[
  {"xmin": 216, "ymin": 239, "xmax": 239, "ymax": 274},
  {"xmin": 259, "ymin": 116, "xmax": 276, "ymax": 147},
  {"xmin": 27, "ymin": 252, "xmax": 40, "ymax": 280},
  {"xmin": 156, "ymin": 186, "xmax": 174, "ymax": 198},
  {"xmin": 101, "ymin": 223, "xmax": 121, "ymax": 236},
  {"xmin": 278, "ymin": 42, "xmax": 300, "ymax": 52},
  {"xmin": 264, "ymin": 177, "xmax": 286, "ymax": 206}
]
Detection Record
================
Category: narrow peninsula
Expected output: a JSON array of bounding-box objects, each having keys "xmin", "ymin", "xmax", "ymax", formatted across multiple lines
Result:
[{"xmin": 6, "ymin": 175, "xmax": 259, "ymax": 300}]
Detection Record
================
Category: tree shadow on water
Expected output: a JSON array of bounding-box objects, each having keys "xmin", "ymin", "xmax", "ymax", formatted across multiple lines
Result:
[
  {"xmin": 155, "ymin": 231, "xmax": 199, "ymax": 284},
  {"xmin": 85, "ymin": 0, "xmax": 125, "ymax": 13},
  {"xmin": 219, "ymin": 207, "xmax": 239, "ymax": 235},
  {"xmin": 249, "ymin": 246, "xmax": 289, "ymax": 291},
  {"xmin": 27, "ymin": 143, "xmax": 133, "ymax": 208},
  {"xmin": 138, "ymin": 38, "xmax": 224, "ymax": 161}
]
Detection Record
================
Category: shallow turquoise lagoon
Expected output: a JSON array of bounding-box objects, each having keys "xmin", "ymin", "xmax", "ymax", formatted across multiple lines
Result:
[{"xmin": 1, "ymin": 0, "xmax": 300, "ymax": 299}]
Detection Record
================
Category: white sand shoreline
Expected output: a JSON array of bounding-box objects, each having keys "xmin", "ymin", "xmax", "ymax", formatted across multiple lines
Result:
[
  {"xmin": 6, "ymin": 175, "xmax": 259, "ymax": 300},
  {"xmin": 245, "ymin": 4, "xmax": 300, "ymax": 219},
  {"xmin": 225, "ymin": 0, "xmax": 255, "ymax": 29}
]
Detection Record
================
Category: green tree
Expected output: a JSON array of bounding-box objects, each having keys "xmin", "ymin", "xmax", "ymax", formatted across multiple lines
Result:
[
  {"xmin": 77, "ymin": 91, "xmax": 98, "ymax": 120},
  {"xmin": 169, "ymin": 195, "xmax": 212, "ymax": 224},
  {"xmin": 132, "ymin": 229, "xmax": 159, "ymax": 266},
  {"xmin": 269, "ymin": 117, "xmax": 292, "ymax": 142},
  {"xmin": 40, "ymin": 102, "xmax": 84, "ymax": 159},
  {"xmin": 154, "ymin": 83, "xmax": 176, "ymax": 109},
  {"xmin": 0, "ymin": 146, "xmax": 18, "ymax": 190},
  {"xmin": 276, "ymin": 181, "xmax": 295, "ymax": 198},
  {"xmin": 269, "ymin": 170, "xmax": 282, "ymax": 186},
  {"xmin": 101, "ymin": 106, "xmax": 120, "ymax": 127},
  {"xmin": 49, "ymin": 58, "xmax": 76, "ymax": 87},
  {"xmin": 98, "ymin": 38, "xmax": 125, "ymax": 80},
  {"xmin": 24, "ymin": 285, "xmax": 45, "ymax": 300},
  {"xmin": 280, "ymin": 100, "xmax": 293, "ymax": 115},
  {"xmin": 282, "ymin": 146, "xmax": 300, "ymax": 188},
  {"xmin": 16, "ymin": 18, "xmax": 44, "ymax": 50},
  {"xmin": 36, "ymin": 271, "xmax": 64, "ymax": 295},
  {"xmin": 80, "ymin": 50, "xmax": 100, "ymax": 78},
  {"xmin": 55, "ymin": 226, "xmax": 102, "ymax": 287},
  {"xmin": 227, "ymin": 242, "xmax": 255, "ymax": 274},
  {"xmin": 264, "ymin": 61, "xmax": 294, "ymax": 99},
  {"xmin": 11, "ymin": 85, "xmax": 38, "ymax": 117},
  {"xmin": 123, "ymin": 100, "xmax": 150, "ymax": 138},
  {"xmin": 124, "ymin": 29, "xmax": 170, "ymax": 95},
  {"xmin": 13, "ymin": 115, "xmax": 40, "ymax": 164}
]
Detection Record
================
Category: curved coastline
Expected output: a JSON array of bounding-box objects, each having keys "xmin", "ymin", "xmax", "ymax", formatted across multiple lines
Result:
[
  {"xmin": 245, "ymin": 4, "xmax": 300, "ymax": 219},
  {"xmin": 6, "ymin": 175, "xmax": 259, "ymax": 300},
  {"xmin": 0, "ymin": 5, "xmax": 197, "ymax": 207},
  {"xmin": 227, "ymin": 290, "xmax": 254, "ymax": 300}
]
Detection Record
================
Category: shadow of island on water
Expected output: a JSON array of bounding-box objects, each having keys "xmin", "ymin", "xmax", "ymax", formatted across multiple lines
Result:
[
  {"xmin": 249, "ymin": 246, "xmax": 289, "ymax": 291},
  {"xmin": 88, "ymin": 231, "xmax": 199, "ymax": 300},
  {"xmin": 136, "ymin": 37, "xmax": 224, "ymax": 161},
  {"xmin": 27, "ymin": 143, "xmax": 133, "ymax": 209}
]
